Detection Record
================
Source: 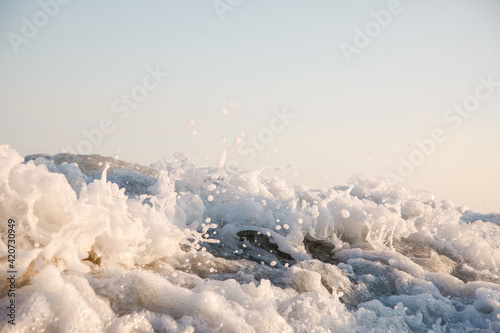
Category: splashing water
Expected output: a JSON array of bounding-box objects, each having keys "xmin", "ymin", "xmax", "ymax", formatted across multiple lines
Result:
[{"xmin": 1, "ymin": 145, "xmax": 500, "ymax": 332}]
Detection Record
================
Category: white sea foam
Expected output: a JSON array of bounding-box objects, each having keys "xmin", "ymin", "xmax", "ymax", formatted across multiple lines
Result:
[{"xmin": 1, "ymin": 145, "xmax": 499, "ymax": 332}]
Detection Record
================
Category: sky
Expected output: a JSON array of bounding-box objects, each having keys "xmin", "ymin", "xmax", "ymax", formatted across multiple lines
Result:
[{"xmin": 0, "ymin": 0, "xmax": 499, "ymax": 213}]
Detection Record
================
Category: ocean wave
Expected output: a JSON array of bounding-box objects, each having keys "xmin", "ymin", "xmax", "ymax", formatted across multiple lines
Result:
[{"xmin": 1, "ymin": 145, "xmax": 499, "ymax": 332}]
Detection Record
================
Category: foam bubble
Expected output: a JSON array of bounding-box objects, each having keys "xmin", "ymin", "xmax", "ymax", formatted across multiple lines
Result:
[{"xmin": 341, "ymin": 209, "xmax": 350, "ymax": 218}]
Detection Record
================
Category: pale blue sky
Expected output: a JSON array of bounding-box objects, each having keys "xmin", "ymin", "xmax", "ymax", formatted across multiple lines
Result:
[{"xmin": 1, "ymin": 0, "xmax": 499, "ymax": 212}]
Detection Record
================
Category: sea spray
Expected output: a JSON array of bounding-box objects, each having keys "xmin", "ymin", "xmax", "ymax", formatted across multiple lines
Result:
[{"xmin": 1, "ymin": 145, "xmax": 499, "ymax": 332}]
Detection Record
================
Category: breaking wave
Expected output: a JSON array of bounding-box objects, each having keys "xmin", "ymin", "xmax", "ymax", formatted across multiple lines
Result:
[{"xmin": 1, "ymin": 145, "xmax": 500, "ymax": 332}]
